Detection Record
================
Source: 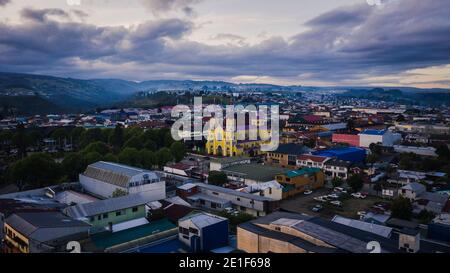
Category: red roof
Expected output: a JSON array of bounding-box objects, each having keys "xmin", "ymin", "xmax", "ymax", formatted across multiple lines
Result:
[
  {"xmin": 302, "ymin": 115, "xmax": 323, "ymax": 123},
  {"xmin": 167, "ymin": 163, "xmax": 193, "ymax": 171},
  {"xmin": 298, "ymin": 154, "xmax": 329, "ymax": 163}
]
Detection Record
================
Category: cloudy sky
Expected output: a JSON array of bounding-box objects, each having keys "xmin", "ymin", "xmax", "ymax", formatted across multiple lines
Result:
[{"xmin": 0, "ymin": 0, "xmax": 450, "ymax": 88}]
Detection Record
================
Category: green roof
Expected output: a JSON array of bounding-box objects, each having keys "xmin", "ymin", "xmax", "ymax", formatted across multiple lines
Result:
[
  {"xmin": 92, "ymin": 218, "xmax": 176, "ymax": 249},
  {"xmin": 285, "ymin": 168, "xmax": 321, "ymax": 179},
  {"xmin": 222, "ymin": 163, "xmax": 285, "ymax": 182},
  {"xmin": 211, "ymin": 157, "xmax": 252, "ymax": 164}
]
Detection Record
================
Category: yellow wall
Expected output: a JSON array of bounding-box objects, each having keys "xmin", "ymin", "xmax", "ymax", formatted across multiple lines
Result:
[
  {"xmin": 276, "ymin": 171, "xmax": 325, "ymax": 198},
  {"xmin": 4, "ymin": 223, "xmax": 30, "ymax": 253}
]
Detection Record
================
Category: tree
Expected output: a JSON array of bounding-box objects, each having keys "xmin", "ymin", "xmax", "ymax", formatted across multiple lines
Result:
[
  {"xmin": 124, "ymin": 136, "xmax": 143, "ymax": 150},
  {"xmin": 332, "ymin": 177, "xmax": 343, "ymax": 188},
  {"xmin": 155, "ymin": 147, "xmax": 173, "ymax": 168},
  {"xmin": 70, "ymin": 127, "xmax": 85, "ymax": 147},
  {"xmin": 208, "ymin": 171, "xmax": 228, "ymax": 186},
  {"xmin": 83, "ymin": 152, "xmax": 103, "ymax": 166},
  {"xmin": 373, "ymin": 183, "xmax": 383, "ymax": 194},
  {"xmin": 170, "ymin": 142, "xmax": 186, "ymax": 162},
  {"xmin": 436, "ymin": 144, "xmax": 450, "ymax": 161},
  {"xmin": 366, "ymin": 153, "xmax": 380, "ymax": 164},
  {"xmin": 118, "ymin": 147, "xmax": 142, "ymax": 167},
  {"xmin": 109, "ymin": 124, "xmax": 125, "ymax": 151},
  {"xmin": 8, "ymin": 153, "xmax": 63, "ymax": 189},
  {"xmin": 140, "ymin": 149, "xmax": 156, "ymax": 170},
  {"xmin": 82, "ymin": 141, "xmax": 110, "ymax": 156},
  {"xmin": 62, "ymin": 153, "xmax": 84, "ymax": 181},
  {"xmin": 391, "ymin": 197, "xmax": 413, "ymax": 220},
  {"xmin": 13, "ymin": 123, "xmax": 28, "ymax": 158},
  {"xmin": 51, "ymin": 128, "xmax": 69, "ymax": 149},
  {"xmin": 396, "ymin": 114, "xmax": 406, "ymax": 122},
  {"xmin": 417, "ymin": 210, "xmax": 435, "ymax": 224},
  {"xmin": 347, "ymin": 175, "xmax": 364, "ymax": 192},
  {"xmin": 112, "ymin": 188, "xmax": 128, "ymax": 198},
  {"xmin": 347, "ymin": 118, "xmax": 356, "ymax": 131},
  {"xmin": 80, "ymin": 128, "xmax": 104, "ymax": 147},
  {"xmin": 103, "ymin": 153, "xmax": 118, "ymax": 163}
]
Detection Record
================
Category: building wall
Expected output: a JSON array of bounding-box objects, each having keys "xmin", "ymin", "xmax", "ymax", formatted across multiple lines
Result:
[
  {"xmin": 359, "ymin": 134, "xmax": 383, "ymax": 148},
  {"xmin": 276, "ymin": 171, "xmax": 325, "ymax": 198},
  {"xmin": 332, "ymin": 134, "xmax": 360, "ymax": 147},
  {"xmin": 237, "ymin": 226, "xmax": 260, "ymax": 253},
  {"xmin": 86, "ymin": 205, "xmax": 146, "ymax": 229},
  {"xmin": 3, "ymin": 223, "xmax": 29, "ymax": 253},
  {"xmin": 80, "ymin": 174, "xmax": 166, "ymax": 200},
  {"xmin": 266, "ymin": 153, "xmax": 297, "ymax": 169}
]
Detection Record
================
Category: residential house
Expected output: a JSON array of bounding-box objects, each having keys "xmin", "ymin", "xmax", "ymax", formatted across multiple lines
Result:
[
  {"xmin": 178, "ymin": 212, "xmax": 228, "ymax": 253},
  {"xmin": 177, "ymin": 183, "xmax": 279, "ymax": 217},
  {"xmin": 276, "ymin": 168, "xmax": 325, "ymax": 198}
]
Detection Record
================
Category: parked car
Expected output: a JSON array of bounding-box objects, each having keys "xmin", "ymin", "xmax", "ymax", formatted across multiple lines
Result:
[
  {"xmin": 314, "ymin": 196, "xmax": 328, "ymax": 203},
  {"xmin": 304, "ymin": 190, "xmax": 313, "ymax": 195},
  {"xmin": 311, "ymin": 205, "xmax": 323, "ymax": 212},
  {"xmin": 330, "ymin": 200, "xmax": 342, "ymax": 207},
  {"xmin": 357, "ymin": 211, "xmax": 367, "ymax": 217},
  {"xmin": 327, "ymin": 193, "xmax": 339, "ymax": 199},
  {"xmin": 351, "ymin": 192, "xmax": 367, "ymax": 199}
]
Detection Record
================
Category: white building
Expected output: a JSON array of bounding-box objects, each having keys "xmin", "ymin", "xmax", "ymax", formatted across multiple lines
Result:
[
  {"xmin": 239, "ymin": 181, "xmax": 283, "ymax": 201},
  {"xmin": 359, "ymin": 129, "xmax": 401, "ymax": 148},
  {"xmin": 393, "ymin": 145, "xmax": 438, "ymax": 157},
  {"xmin": 79, "ymin": 161, "xmax": 166, "ymax": 199},
  {"xmin": 297, "ymin": 155, "xmax": 330, "ymax": 169}
]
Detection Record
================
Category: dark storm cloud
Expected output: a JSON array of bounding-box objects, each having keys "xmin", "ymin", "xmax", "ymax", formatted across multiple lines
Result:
[
  {"xmin": 141, "ymin": 0, "xmax": 203, "ymax": 15},
  {"xmin": 0, "ymin": 0, "xmax": 10, "ymax": 7},
  {"xmin": 1, "ymin": 0, "xmax": 450, "ymax": 84}
]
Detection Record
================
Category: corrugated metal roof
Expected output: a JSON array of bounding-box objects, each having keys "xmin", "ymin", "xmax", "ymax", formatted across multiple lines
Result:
[
  {"xmin": 180, "ymin": 212, "xmax": 227, "ymax": 228},
  {"xmin": 332, "ymin": 215, "xmax": 392, "ymax": 238},
  {"xmin": 64, "ymin": 193, "xmax": 150, "ymax": 218},
  {"xmin": 83, "ymin": 161, "xmax": 159, "ymax": 188},
  {"xmin": 195, "ymin": 183, "xmax": 274, "ymax": 202}
]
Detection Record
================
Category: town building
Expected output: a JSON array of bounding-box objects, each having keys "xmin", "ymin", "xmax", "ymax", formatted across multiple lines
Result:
[
  {"xmin": 221, "ymin": 163, "xmax": 285, "ymax": 185},
  {"xmin": 178, "ymin": 212, "xmax": 229, "ymax": 253},
  {"xmin": 237, "ymin": 211, "xmax": 450, "ymax": 253},
  {"xmin": 238, "ymin": 181, "xmax": 283, "ymax": 201},
  {"xmin": 176, "ymin": 183, "xmax": 279, "ymax": 217},
  {"xmin": 323, "ymin": 159, "xmax": 353, "ymax": 180},
  {"xmin": 3, "ymin": 212, "xmax": 90, "ymax": 253},
  {"xmin": 313, "ymin": 147, "xmax": 366, "ymax": 164},
  {"xmin": 359, "ymin": 129, "xmax": 401, "ymax": 148},
  {"xmin": 275, "ymin": 168, "xmax": 325, "ymax": 198},
  {"xmin": 79, "ymin": 161, "xmax": 166, "ymax": 199},
  {"xmin": 266, "ymin": 143, "xmax": 311, "ymax": 169},
  {"xmin": 296, "ymin": 155, "xmax": 330, "ymax": 169},
  {"xmin": 64, "ymin": 193, "xmax": 152, "ymax": 232}
]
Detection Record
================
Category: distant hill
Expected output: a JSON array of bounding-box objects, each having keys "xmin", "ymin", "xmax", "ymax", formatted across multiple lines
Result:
[
  {"xmin": 0, "ymin": 72, "xmax": 449, "ymax": 115},
  {"xmin": 338, "ymin": 88, "xmax": 450, "ymax": 106}
]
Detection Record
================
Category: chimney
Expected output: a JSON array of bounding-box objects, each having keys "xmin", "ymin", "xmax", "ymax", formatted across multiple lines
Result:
[{"xmin": 398, "ymin": 228, "xmax": 420, "ymax": 253}]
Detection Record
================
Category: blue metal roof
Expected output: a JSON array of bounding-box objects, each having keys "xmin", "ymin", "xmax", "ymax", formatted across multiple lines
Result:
[{"xmin": 361, "ymin": 129, "xmax": 387, "ymax": 136}]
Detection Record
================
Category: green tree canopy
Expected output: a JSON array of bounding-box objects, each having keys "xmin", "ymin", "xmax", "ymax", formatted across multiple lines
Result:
[
  {"xmin": 62, "ymin": 152, "xmax": 85, "ymax": 181},
  {"xmin": 82, "ymin": 141, "xmax": 110, "ymax": 156},
  {"xmin": 208, "ymin": 171, "xmax": 228, "ymax": 186},
  {"xmin": 391, "ymin": 197, "xmax": 413, "ymax": 220},
  {"xmin": 170, "ymin": 142, "xmax": 186, "ymax": 162},
  {"xmin": 8, "ymin": 153, "xmax": 62, "ymax": 189},
  {"xmin": 118, "ymin": 147, "xmax": 142, "ymax": 167},
  {"xmin": 347, "ymin": 174, "xmax": 364, "ymax": 192},
  {"xmin": 155, "ymin": 147, "xmax": 173, "ymax": 168}
]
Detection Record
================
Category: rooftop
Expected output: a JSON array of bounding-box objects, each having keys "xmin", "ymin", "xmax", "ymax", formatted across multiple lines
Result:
[
  {"xmin": 271, "ymin": 143, "xmax": 311, "ymax": 156},
  {"xmin": 284, "ymin": 168, "xmax": 322, "ymax": 179},
  {"xmin": 222, "ymin": 163, "xmax": 285, "ymax": 182},
  {"xmin": 179, "ymin": 212, "xmax": 227, "ymax": 228}
]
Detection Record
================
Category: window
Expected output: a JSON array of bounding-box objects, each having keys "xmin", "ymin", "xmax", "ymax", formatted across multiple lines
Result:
[
  {"xmin": 275, "ymin": 227, "xmax": 281, "ymax": 231},
  {"xmin": 212, "ymin": 192, "xmax": 219, "ymax": 195},
  {"xmin": 97, "ymin": 215, "xmax": 101, "ymax": 221},
  {"xmin": 103, "ymin": 213, "xmax": 108, "ymax": 219},
  {"xmin": 200, "ymin": 199, "xmax": 205, "ymax": 205},
  {"xmin": 132, "ymin": 207, "xmax": 139, "ymax": 213},
  {"xmin": 116, "ymin": 211, "xmax": 122, "ymax": 217},
  {"xmin": 237, "ymin": 197, "xmax": 241, "ymax": 201},
  {"xmin": 189, "ymin": 227, "xmax": 199, "ymax": 235},
  {"xmin": 90, "ymin": 217, "xmax": 95, "ymax": 222},
  {"xmin": 240, "ymin": 206, "xmax": 246, "ymax": 211}
]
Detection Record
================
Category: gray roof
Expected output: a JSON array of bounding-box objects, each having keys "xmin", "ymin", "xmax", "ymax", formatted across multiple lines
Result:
[
  {"xmin": 83, "ymin": 161, "xmax": 158, "ymax": 187},
  {"xmin": 6, "ymin": 212, "xmax": 90, "ymax": 243},
  {"xmin": 64, "ymin": 193, "xmax": 150, "ymax": 218},
  {"xmin": 179, "ymin": 212, "xmax": 227, "ymax": 228},
  {"xmin": 332, "ymin": 215, "xmax": 393, "ymax": 238},
  {"xmin": 194, "ymin": 183, "xmax": 275, "ymax": 202},
  {"xmin": 402, "ymin": 182, "xmax": 426, "ymax": 193}
]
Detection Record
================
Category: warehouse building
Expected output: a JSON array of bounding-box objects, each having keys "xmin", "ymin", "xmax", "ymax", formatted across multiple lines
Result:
[
  {"xmin": 177, "ymin": 183, "xmax": 279, "ymax": 217},
  {"xmin": 359, "ymin": 129, "xmax": 401, "ymax": 148},
  {"xmin": 3, "ymin": 212, "xmax": 90, "ymax": 253},
  {"xmin": 178, "ymin": 212, "xmax": 229, "ymax": 253},
  {"xmin": 79, "ymin": 161, "xmax": 166, "ymax": 199}
]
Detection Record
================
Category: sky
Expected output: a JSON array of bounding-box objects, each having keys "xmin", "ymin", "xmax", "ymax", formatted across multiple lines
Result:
[{"xmin": 0, "ymin": 0, "xmax": 450, "ymax": 88}]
